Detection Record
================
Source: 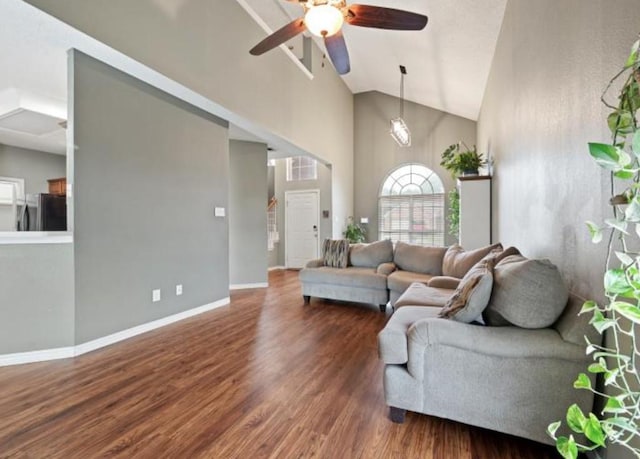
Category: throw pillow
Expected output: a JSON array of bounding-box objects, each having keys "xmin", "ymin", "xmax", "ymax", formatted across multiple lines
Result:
[
  {"xmin": 493, "ymin": 246, "xmax": 521, "ymax": 265},
  {"xmin": 483, "ymin": 255, "xmax": 568, "ymax": 328},
  {"xmin": 439, "ymin": 257, "xmax": 495, "ymax": 323},
  {"xmin": 442, "ymin": 243, "xmax": 503, "ymax": 278},
  {"xmin": 393, "ymin": 241, "xmax": 447, "ymax": 275},
  {"xmin": 322, "ymin": 239, "xmax": 349, "ymax": 268},
  {"xmin": 349, "ymin": 239, "xmax": 394, "ymax": 268}
]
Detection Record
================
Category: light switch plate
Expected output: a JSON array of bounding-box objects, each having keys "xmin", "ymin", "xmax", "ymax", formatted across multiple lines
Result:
[
  {"xmin": 360, "ymin": 217, "xmax": 369, "ymax": 224},
  {"xmin": 215, "ymin": 207, "xmax": 226, "ymax": 217},
  {"xmin": 152, "ymin": 289, "xmax": 161, "ymax": 302},
  {"xmin": 176, "ymin": 284, "xmax": 183, "ymax": 296}
]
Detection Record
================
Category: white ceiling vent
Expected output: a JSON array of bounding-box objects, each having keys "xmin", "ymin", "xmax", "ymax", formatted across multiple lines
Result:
[{"xmin": 0, "ymin": 108, "xmax": 65, "ymax": 136}]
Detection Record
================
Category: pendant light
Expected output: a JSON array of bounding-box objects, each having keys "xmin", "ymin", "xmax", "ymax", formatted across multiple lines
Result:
[{"xmin": 390, "ymin": 65, "xmax": 411, "ymax": 147}]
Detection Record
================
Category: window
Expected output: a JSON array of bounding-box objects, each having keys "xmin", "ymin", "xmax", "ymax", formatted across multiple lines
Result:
[
  {"xmin": 286, "ymin": 156, "xmax": 317, "ymax": 181},
  {"xmin": 378, "ymin": 164, "xmax": 445, "ymax": 246}
]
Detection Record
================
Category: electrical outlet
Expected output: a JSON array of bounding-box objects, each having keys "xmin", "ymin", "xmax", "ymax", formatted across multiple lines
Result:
[
  {"xmin": 214, "ymin": 207, "xmax": 226, "ymax": 217},
  {"xmin": 176, "ymin": 284, "xmax": 183, "ymax": 296},
  {"xmin": 152, "ymin": 289, "xmax": 161, "ymax": 302}
]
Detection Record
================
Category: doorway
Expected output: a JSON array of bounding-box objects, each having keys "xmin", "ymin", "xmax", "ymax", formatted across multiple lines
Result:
[{"xmin": 285, "ymin": 189, "xmax": 320, "ymax": 268}]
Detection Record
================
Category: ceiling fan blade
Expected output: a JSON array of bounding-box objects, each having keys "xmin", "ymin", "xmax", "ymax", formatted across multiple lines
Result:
[
  {"xmin": 250, "ymin": 18, "xmax": 306, "ymax": 55},
  {"xmin": 346, "ymin": 5, "xmax": 428, "ymax": 31},
  {"xmin": 324, "ymin": 30, "xmax": 350, "ymax": 75}
]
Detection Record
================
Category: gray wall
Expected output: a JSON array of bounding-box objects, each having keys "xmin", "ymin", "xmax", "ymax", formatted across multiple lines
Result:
[
  {"xmin": 274, "ymin": 158, "xmax": 332, "ymax": 266},
  {"xmin": 354, "ymin": 91, "xmax": 477, "ymax": 245},
  {"xmin": 0, "ymin": 144, "xmax": 66, "ymax": 195},
  {"xmin": 0, "ymin": 243, "xmax": 74, "ymax": 353},
  {"xmin": 477, "ymin": 1, "xmax": 640, "ymax": 457},
  {"xmin": 71, "ymin": 51, "xmax": 229, "ymax": 343},
  {"xmin": 26, "ymin": 0, "xmax": 354, "ymax": 240},
  {"xmin": 229, "ymin": 140, "xmax": 268, "ymax": 285}
]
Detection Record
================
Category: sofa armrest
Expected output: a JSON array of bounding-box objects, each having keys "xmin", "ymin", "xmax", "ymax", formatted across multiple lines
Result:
[
  {"xmin": 377, "ymin": 262, "xmax": 397, "ymax": 276},
  {"xmin": 305, "ymin": 258, "xmax": 325, "ymax": 268},
  {"xmin": 406, "ymin": 318, "xmax": 588, "ymax": 380},
  {"xmin": 427, "ymin": 276, "xmax": 460, "ymax": 289}
]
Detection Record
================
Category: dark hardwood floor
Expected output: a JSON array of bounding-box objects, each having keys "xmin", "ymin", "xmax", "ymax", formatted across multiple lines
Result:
[{"xmin": 0, "ymin": 270, "xmax": 559, "ymax": 458}]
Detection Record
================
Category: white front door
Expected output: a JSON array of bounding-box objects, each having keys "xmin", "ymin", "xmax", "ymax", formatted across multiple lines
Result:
[{"xmin": 285, "ymin": 190, "xmax": 319, "ymax": 268}]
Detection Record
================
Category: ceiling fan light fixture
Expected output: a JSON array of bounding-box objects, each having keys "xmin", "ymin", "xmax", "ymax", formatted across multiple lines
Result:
[
  {"xmin": 390, "ymin": 118, "xmax": 411, "ymax": 147},
  {"xmin": 304, "ymin": 5, "xmax": 344, "ymax": 37}
]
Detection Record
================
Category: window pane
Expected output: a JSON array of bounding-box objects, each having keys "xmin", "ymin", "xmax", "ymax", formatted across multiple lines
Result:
[{"xmin": 378, "ymin": 162, "xmax": 445, "ymax": 247}]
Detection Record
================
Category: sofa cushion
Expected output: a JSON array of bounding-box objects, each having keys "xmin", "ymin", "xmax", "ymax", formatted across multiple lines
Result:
[
  {"xmin": 395, "ymin": 282, "xmax": 454, "ymax": 308},
  {"xmin": 494, "ymin": 246, "xmax": 521, "ymax": 265},
  {"xmin": 484, "ymin": 255, "xmax": 569, "ymax": 328},
  {"xmin": 387, "ymin": 270, "xmax": 434, "ymax": 293},
  {"xmin": 393, "ymin": 242, "xmax": 447, "ymax": 275},
  {"xmin": 299, "ymin": 266, "xmax": 388, "ymax": 290},
  {"xmin": 442, "ymin": 243, "xmax": 502, "ymax": 278},
  {"xmin": 378, "ymin": 306, "xmax": 442, "ymax": 364},
  {"xmin": 427, "ymin": 276, "xmax": 461, "ymax": 290},
  {"xmin": 322, "ymin": 239, "xmax": 349, "ymax": 268},
  {"xmin": 439, "ymin": 257, "xmax": 495, "ymax": 323},
  {"xmin": 349, "ymin": 239, "xmax": 394, "ymax": 268}
]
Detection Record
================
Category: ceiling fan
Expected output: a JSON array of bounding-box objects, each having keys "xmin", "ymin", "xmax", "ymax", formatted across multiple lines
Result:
[{"xmin": 249, "ymin": 0, "xmax": 428, "ymax": 75}]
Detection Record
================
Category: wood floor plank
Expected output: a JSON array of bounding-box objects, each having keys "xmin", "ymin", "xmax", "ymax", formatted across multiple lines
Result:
[{"xmin": 0, "ymin": 270, "xmax": 559, "ymax": 458}]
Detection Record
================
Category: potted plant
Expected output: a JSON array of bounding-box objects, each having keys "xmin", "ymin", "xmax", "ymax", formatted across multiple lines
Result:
[
  {"xmin": 547, "ymin": 36, "xmax": 640, "ymax": 459},
  {"xmin": 343, "ymin": 216, "xmax": 366, "ymax": 243},
  {"xmin": 440, "ymin": 142, "xmax": 487, "ymax": 176}
]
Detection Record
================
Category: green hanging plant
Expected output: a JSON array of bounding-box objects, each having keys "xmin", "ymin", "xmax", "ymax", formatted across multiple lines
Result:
[{"xmin": 548, "ymin": 36, "xmax": 640, "ymax": 459}]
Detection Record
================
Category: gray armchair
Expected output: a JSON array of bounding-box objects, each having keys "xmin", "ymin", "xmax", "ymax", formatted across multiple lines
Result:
[{"xmin": 378, "ymin": 294, "xmax": 599, "ymax": 445}]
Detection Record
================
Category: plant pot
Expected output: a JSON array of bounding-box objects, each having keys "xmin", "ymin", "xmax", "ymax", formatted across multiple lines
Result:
[{"xmin": 461, "ymin": 169, "xmax": 479, "ymax": 176}]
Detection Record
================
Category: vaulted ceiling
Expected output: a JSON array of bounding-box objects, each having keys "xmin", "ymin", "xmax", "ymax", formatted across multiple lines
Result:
[{"xmin": 242, "ymin": 0, "xmax": 508, "ymax": 121}]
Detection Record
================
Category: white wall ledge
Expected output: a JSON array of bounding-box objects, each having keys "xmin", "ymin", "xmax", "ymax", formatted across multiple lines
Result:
[{"xmin": 0, "ymin": 232, "xmax": 73, "ymax": 245}]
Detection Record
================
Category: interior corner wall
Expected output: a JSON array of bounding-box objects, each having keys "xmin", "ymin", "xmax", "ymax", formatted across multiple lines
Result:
[
  {"xmin": 25, "ymin": 0, "xmax": 354, "ymax": 240},
  {"xmin": 71, "ymin": 50, "xmax": 229, "ymax": 344},
  {"xmin": 229, "ymin": 140, "xmax": 268, "ymax": 285},
  {"xmin": 354, "ymin": 91, "xmax": 476, "ymax": 245},
  {"xmin": 274, "ymin": 159, "xmax": 332, "ymax": 266},
  {"xmin": 478, "ymin": 3, "xmax": 640, "ymax": 457}
]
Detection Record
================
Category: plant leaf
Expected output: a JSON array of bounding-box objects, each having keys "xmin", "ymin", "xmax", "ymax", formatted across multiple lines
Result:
[
  {"xmin": 603, "ymin": 397, "xmax": 626, "ymax": 414},
  {"xmin": 589, "ymin": 142, "xmax": 620, "ymax": 170},
  {"xmin": 548, "ymin": 420, "xmax": 561, "ymax": 438},
  {"xmin": 615, "ymin": 168, "xmax": 636, "ymax": 180},
  {"xmin": 604, "ymin": 369, "xmax": 619, "ymax": 386},
  {"xmin": 633, "ymin": 129, "xmax": 640, "ymax": 157},
  {"xmin": 566, "ymin": 404, "xmax": 587, "ymax": 433},
  {"xmin": 580, "ymin": 300, "xmax": 598, "ymax": 315},
  {"xmin": 626, "ymin": 39, "xmax": 640, "ymax": 67},
  {"xmin": 588, "ymin": 362, "xmax": 607, "ymax": 374},
  {"xmin": 612, "ymin": 301, "xmax": 640, "ymax": 324},
  {"xmin": 615, "ymin": 251, "xmax": 635, "ymax": 266},
  {"xmin": 590, "ymin": 310, "xmax": 617, "ymax": 333},
  {"xmin": 625, "ymin": 198, "xmax": 640, "ymax": 222},
  {"xmin": 604, "ymin": 269, "xmax": 632, "ymax": 294},
  {"xmin": 574, "ymin": 373, "xmax": 592, "ymax": 390},
  {"xmin": 604, "ymin": 218, "xmax": 628, "ymax": 234},
  {"xmin": 586, "ymin": 221, "xmax": 603, "ymax": 243},
  {"xmin": 584, "ymin": 414, "xmax": 606, "ymax": 447},
  {"xmin": 556, "ymin": 436, "xmax": 579, "ymax": 459}
]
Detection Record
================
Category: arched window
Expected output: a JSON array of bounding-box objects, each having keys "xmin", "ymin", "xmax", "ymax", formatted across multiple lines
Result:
[{"xmin": 378, "ymin": 163, "xmax": 445, "ymax": 246}]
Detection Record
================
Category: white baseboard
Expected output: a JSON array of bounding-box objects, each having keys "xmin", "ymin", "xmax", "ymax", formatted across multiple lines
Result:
[
  {"xmin": 268, "ymin": 266, "xmax": 285, "ymax": 271},
  {"xmin": 229, "ymin": 282, "xmax": 268, "ymax": 290},
  {"xmin": 0, "ymin": 346, "xmax": 75, "ymax": 367},
  {"xmin": 0, "ymin": 297, "xmax": 230, "ymax": 367}
]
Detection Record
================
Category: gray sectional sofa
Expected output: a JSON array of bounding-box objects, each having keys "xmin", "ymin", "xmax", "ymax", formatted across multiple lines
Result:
[
  {"xmin": 378, "ymin": 251, "xmax": 598, "ymax": 446},
  {"xmin": 299, "ymin": 240, "xmax": 501, "ymax": 311}
]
